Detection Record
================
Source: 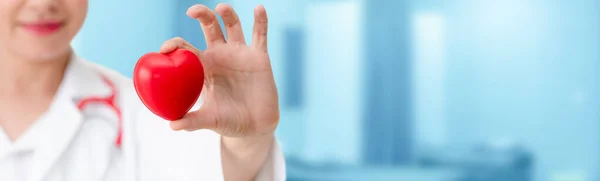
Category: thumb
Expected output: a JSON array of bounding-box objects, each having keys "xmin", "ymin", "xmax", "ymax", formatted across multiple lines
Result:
[{"xmin": 170, "ymin": 107, "xmax": 217, "ymax": 131}]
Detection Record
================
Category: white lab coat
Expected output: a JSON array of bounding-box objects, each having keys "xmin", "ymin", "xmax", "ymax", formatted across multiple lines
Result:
[{"xmin": 0, "ymin": 54, "xmax": 286, "ymax": 181}]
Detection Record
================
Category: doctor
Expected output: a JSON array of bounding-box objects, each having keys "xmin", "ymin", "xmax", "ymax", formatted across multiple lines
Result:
[{"xmin": 0, "ymin": 0, "xmax": 284, "ymax": 181}]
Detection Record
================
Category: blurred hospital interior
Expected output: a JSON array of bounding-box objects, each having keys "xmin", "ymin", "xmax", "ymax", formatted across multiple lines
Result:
[{"xmin": 73, "ymin": 0, "xmax": 600, "ymax": 180}]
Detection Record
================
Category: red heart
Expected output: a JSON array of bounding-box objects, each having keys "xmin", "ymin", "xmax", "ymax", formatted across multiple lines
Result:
[{"xmin": 133, "ymin": 49, "xmax": 205, "ymax": 121}]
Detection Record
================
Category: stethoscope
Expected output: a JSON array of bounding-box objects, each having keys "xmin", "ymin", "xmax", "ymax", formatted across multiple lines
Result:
[{"xmin": 75, "ymin": 75, "xmax": 123, "ymax": 149}]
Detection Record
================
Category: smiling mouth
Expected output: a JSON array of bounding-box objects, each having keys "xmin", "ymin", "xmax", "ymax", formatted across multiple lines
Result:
[{"xmin": 19, "ymin": 21, "xmax": 65, "ymax": 36}]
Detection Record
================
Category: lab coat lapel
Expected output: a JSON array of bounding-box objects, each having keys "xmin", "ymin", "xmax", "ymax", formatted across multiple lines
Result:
[
  {"xmin": 29, "ymin": 54, "xmax": 112, "ymax": 181},
  {"xmin": 28, "ymin": 99, "xmax": 83, "ymax": 181}
]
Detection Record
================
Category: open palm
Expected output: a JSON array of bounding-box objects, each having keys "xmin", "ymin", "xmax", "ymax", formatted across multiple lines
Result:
[{"xmin": 161, "ymin": 4, "xmax": 279, "ymax": 138}]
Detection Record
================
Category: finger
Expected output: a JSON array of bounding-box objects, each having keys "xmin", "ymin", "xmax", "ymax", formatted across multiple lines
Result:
[
  {"xmin": 170, "ymin": 107, "xmax": 217, "ymax": 131},
  {"xmin": 159, "ymin": 37, "xmax": 189, "ymax": 53},
  {"xmin": 187, "ymin": 4, "xmax": 226, "ymax": 47},
  {"xmin": 215, "ymin": 3, "xmax": 246, "ymax": 44},
  {"xmin": 252, "ymin": 5, "xmax": 268, "ymax": 50}
]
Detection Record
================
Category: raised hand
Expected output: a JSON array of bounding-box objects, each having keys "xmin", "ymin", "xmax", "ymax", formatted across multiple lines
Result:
[
  {"xmin": 159, "ymin": 4, "xmax": 281, "ymax": 180},
  {"xmin": 160, "ymin": 4, "xmax": 279, "ymax": 139}
]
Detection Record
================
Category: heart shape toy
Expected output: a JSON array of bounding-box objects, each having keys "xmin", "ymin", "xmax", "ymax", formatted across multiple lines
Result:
[{"xmin": 133, "ymin": 49, "xmax": 205, "ymax": 121}]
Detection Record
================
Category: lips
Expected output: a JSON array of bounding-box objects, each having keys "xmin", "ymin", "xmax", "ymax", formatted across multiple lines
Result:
[{"xmin": 20, "ymin": 21, "xmax": 64, "ymax": 35}]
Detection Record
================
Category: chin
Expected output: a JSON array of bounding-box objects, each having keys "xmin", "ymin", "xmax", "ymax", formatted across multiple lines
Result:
[{"xmin": 14, "ymin": 45, "xmax": 72, "ymax": 63}]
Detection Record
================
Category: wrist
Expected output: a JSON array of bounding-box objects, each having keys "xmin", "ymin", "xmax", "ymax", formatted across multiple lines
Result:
[
  {"xmin": 220, "ymin": 133, "xmax": 275, "ymax": 181},
  {"xmin": 221, "ymin": 133, "xmax": 274, "ymax": 158}
]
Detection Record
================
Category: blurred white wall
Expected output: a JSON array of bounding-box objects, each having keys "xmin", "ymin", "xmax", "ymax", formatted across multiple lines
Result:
[
  {"xmin": 302, "ymin": 1, "xmax": 365, "ymax": 165},
  {"xmin": 411, "ymin": 12, "xmax": 447, "ymax": 149}
]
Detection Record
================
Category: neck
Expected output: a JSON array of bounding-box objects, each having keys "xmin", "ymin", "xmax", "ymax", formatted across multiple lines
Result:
[
  {"xmin": 0, "ymin": 50, "xmax": 70, "ymax": 99},
  {"xmin": 0, "ymin": 50, "xmax": 71, "ymax": 141}
]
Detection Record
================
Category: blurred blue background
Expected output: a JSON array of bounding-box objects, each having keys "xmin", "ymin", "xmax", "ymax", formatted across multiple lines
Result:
[{"xmin": 72, "ymin": 0, "xmax": 600, "ymax": 180}]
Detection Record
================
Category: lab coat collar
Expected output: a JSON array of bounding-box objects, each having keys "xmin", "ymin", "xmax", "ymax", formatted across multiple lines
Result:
[
  {"xmin": 29, "ymin": 53, "xmax": 113, "ymax": 181},
  {"xmin": 61, "ymin": 53, "xmax": 114, "ymax": 100}
]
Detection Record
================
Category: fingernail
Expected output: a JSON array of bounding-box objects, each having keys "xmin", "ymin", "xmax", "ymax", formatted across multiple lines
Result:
[
  {"xmin": 159, "ymin": 44, "xmax": 168, "ymax": 52},
  {"xmin": 161, "ymin": 42, "xmax": 175, "ymax": 53}
]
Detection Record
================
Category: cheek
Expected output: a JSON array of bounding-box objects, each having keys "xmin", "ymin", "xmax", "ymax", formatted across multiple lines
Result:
[
  {"xmin": 67, "ymin": 0, "xmax": 87, "ymax": 35},
  {"xmin": 0, "ymin": 1, "xmax": 17, "ymax": 31},
  {"xmin": 69, "ymin": 0, "xmax": 88, "ymax": 20},
  {"xmin": 0, "ymin": 1, "xmax": 19, "ymax": 50}
]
